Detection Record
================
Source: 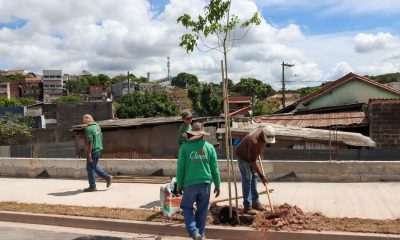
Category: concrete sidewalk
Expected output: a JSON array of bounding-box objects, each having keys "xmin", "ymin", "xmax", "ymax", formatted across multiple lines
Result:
[{"xmin": 0, "ymin": 178, "xmax": 399, "ymax": 219}]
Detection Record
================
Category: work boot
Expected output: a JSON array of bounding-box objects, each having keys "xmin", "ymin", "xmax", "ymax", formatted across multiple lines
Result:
[
  {"xmin": 83, "ymin": 186, "xmax": 97, "ymax": 192},
  {"xmin": 243, "ymin": 206, "xmax": 257, "ymax": 215},
  {"xmin": 106, "ymin": 175, "xmax": 113, "ymax": 188},
  {"xmin": 252, "ymin": 202, "xmax": 266, "ymax": 212},
  {"xmin": 193, "ymin": 233, "xmax": 203, "ymax": 240}
]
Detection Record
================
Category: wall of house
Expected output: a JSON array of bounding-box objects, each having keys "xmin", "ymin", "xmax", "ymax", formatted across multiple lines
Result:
[
  {"xmin": 9, "ymin": 82, "xmax": 20, "ymax": 98},
  {"xmin": 369, "ymin": 99, "xmax": 400, "ymax": 149},
  {"xmin": 57, "ymin": 102, "xmax": 113, "ymax": 141},
  {"xmin": 74, "ymin": 122, "xmax": 182, "ymax": 159},
  {"xmin": 74, "ymin": 122, "xmax": 220, "ymax": 159},
  {"xmin": 300, "ymin": 81, "xmax": 400, "ymax": 111}
]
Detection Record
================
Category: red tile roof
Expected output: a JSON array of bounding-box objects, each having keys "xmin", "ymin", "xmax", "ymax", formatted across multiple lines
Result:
[
  {"xmin": 228, "ymin": 96, "xmax": 251, "ymax": 103},
  {"xmin": 369, "ymin": 98, "xmax": 400, "ymax": 104},
  {"xmin": 25, "ymin": 77, "xmax": 42, "ymax": 82},
  {"xmin": 89, "ymin": 85, "xmax": 109, "ymax": 93},
  {"xmin": 268, "ymin": 93, "xmax": 300, "ymax": 101},
  {"xmin": 229, "ymin": 106, "xmax": 252, "ymax": 116},
  {"xmin": 256, "ymin": 111, "xmax": 368, "ymax": 128}
]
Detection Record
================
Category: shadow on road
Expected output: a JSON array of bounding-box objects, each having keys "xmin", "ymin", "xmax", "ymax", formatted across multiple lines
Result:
[
  {"xmin": 139, "ymin": 200, "xmax": 160, "ymax": 209},
  {"xmin": 48, "ymin": 189, "xmax": 84, "ymax": 196},
  {"xmin": 73, "ymin": 237, "xmax": 122, "ymax": 240},
  {"xmin": 49, "ymin": 189, "xmax": 109, "ymax": 196}
]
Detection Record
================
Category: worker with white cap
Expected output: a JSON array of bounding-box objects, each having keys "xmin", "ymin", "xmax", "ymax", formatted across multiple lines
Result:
[{"xmin": 235, "ymin": 126, "xmax": 276, "ymax": 214}]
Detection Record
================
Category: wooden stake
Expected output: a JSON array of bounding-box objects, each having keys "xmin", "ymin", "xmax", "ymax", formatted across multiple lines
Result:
[
  {"xmin": 221, "ymin": 60, "xmax": 240, "ymax": 225},
  {"xmin": 221, "ymin": 60, "xmax": 232, "ymax": 217},
  {"xmin": 211, "ymin": 189, "xmax": 273, "ymax": 205}
]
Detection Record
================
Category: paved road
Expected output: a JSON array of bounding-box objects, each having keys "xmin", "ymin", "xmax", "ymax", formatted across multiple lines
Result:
[
  {"xmin": 0, "ymin": 221, "xmax": 191, "ymax": 240},
  {"xmin": 0, "ymin": 178, "xmax": 399, "ymax": 219}
]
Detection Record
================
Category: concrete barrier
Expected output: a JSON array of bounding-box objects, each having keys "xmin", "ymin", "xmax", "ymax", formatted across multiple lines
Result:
[{"xmin": 1, "ymin": 157, "xmax": 400, "ymax": 182}]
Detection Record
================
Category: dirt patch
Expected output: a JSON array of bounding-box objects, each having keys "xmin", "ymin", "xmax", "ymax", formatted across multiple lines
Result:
[
  {"xmin": 252, "ymin": 203, "xmax": 324, "ymax": 231},
  {"xmin": 209, "ymin": 203, "xmax": 400, "ymax": 234},
  {"xmin": 1, "ymin": 202, "xmax": 399, "ymax": 235}
]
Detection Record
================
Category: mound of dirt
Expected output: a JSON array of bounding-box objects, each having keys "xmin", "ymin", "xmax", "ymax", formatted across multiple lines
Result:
[{"xmin": 252, "ymin": 203, "xmax": 324, "ymax": 231}]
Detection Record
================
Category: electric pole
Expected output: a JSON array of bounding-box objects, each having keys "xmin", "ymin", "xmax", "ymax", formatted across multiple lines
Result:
[
  {"xmin": 167, "ymin": 56, "xmax": 171, "ymax": 83},
  {"xmin": 281, "ymin": 61, "xmax": 294, "ymax": 108},
  {"xmin": 127, "ymin": 71, "xmax": 130, "ymax": 93}
]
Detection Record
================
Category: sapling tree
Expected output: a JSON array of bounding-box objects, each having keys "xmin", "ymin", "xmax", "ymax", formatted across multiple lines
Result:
[
  {"xmin": 177, "ymin": 0, "xmax": 261, "ymax": 222},
  {"xmin": 177, "ymin": 0, "xmax": 260, "ymax": 85}
]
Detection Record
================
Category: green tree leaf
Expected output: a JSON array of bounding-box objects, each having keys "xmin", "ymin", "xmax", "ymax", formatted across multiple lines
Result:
[
  {"xmin": 171, "ymin": 72, "xmax": 200, "ymax": 88},
  {"xmin": 116, "ymin": 91, "xmax": 179, "ymax": 118},
  {"xmin": 234, "ymin": 78, "xmax": 275, "ymax": 105},
  {"xmin": 0, "ymin": 113, "xmax": 33, "ymax": 145},
  {"xmin": 54, "ymin": 95, "xmax": 82, "ymax": 103},
  {"xmin": 253, "ymin": 99, "xmax": 280, "ymax": 116}
]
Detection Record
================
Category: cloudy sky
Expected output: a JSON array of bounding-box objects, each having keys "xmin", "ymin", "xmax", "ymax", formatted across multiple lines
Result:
[{"xmin": 0, "ymin": 0, "xmax": 399, "ymax": 90}]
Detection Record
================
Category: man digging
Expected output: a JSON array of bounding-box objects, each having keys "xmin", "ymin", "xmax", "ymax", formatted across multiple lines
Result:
[{"xmin": 235, "ymin": 126, "xmax": 276, "ymax": 214}]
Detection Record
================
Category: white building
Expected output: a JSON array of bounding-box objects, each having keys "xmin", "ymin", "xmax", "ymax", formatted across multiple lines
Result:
[
  {"xmin": 154, "ymin": 77, "xmax": 171, "ymax": 87},
  {"xmin": 43, "ymin": 70, "xmax": 63, "ymax": 103}
]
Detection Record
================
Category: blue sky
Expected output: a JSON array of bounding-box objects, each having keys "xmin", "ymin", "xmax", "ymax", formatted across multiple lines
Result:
[
  {"xmin": 148, "ymin": 0, "xmax": 400, "ymax": 35},
  {"xmin": 0, "ymin": 0, "xmax": 399, "ymax": 90},
  {"xmin": 0, "ymin": 17, "xmax": 27, "ymax": 30},
  {"xmin": 264, "ymin": 7, "xmax": 399, "ymax": 35}
]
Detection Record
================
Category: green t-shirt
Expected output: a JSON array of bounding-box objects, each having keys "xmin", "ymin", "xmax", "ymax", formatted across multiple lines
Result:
[
  {"xmin": 176, "ymin": 139, "xmax": 221, "ymax": 190},
  {"xmin": 177, "ymin": 123, "xmax": 192, "ymax": 146},
  {"xmin": 85, "ymin": 123, "xmax": 103, "ymax": 153}
]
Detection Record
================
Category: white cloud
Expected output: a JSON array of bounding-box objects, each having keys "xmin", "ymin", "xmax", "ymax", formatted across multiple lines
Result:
[
  {"xmin": 354, "ymin": 32, "xmax": 399, "ymax": 53},
  {"xmin": 0, "ymin": 0, "xmax": 399, "ymax": 91},
  {"xmin": 323, "ymin": 62, "xmax": 354, "ymax": 81},
  {"xmin": 384, "ymin": 50, "xmax": 400, "ymax": 61},
  {"xmin": 356, "ymin": 62, "xmax": 400, "ymax": 76},
  {"xmin": 276, "ymin": 24, "xmax": 304, "ymax": 42}
]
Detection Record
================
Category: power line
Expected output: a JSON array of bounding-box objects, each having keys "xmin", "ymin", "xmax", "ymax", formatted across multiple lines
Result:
[{"xmin": 285, "ymin": 80, "xmax": 328, "ymax": 83}]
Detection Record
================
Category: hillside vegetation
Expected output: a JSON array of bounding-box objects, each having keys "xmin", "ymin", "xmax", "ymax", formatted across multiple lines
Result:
[{"xmin": 365, "ymin": 72, "xmax": 400, "ymax": 84}]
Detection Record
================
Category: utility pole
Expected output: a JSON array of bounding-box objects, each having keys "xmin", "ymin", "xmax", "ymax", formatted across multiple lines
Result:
[
  {"xmin": 127, "ymin": 71, "xmax": 130, "ymax": 93},
  {"xmin": 281, "ymin": 61, "xmax": 294, "ymax": 108},
  {"xmin": 167, "ymin": 56, "xmax": 171, "ymax": 83}
]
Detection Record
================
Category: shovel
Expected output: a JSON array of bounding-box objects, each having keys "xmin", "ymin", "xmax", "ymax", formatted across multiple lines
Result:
[{"xmin": 258, "ymin": 155, "xmax": 274, "ymax": 212}]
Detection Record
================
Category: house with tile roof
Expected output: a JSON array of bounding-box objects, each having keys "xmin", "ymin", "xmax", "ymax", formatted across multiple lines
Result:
[
  {"xmin": 21, "ymin": 77, "xmax": 43, "ymax": 101},
  {"xmin": 275, "ymin": 72, "xmax": 400, "ymax": 114},
  {"xmin": 257, "ymin": 73, "xmax": 400, "ymax": 148}
]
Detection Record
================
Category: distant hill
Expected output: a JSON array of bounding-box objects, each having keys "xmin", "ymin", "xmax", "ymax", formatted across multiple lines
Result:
[{"xmin": 365, "ymin": 72, "xmax": 400, "ymax": 84}]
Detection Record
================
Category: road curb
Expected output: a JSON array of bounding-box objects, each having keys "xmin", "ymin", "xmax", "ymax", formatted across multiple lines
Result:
[{"xmin": 0, "ymin": 211, "xmax": 399, "ymax": 240}]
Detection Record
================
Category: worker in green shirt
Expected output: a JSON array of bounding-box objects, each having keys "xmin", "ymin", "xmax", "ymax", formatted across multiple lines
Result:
[
  {"xmin": 83, "ymin": 114, "xmax": 112, "ymax": 192},
  {"xmin": 177, "ymin": 110, "xmax": 192, "ymax": 146},
  {"xmin": 176, "ymin": 122, "xmax": 221, "ymax": 240}
]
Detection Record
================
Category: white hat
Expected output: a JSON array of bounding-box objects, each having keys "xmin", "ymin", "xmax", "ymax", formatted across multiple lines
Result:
[{"xmin": 263, "ymin": 126, "xmax": 276, "ymax": 144}]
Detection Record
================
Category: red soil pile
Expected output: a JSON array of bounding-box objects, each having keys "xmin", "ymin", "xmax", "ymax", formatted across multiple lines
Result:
[{"xmin": 252, "ymin": 203, "xmax": 324, "ymax": 231}]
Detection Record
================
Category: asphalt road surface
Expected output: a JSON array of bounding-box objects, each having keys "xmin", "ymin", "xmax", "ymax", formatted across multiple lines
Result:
[{"xmin": 0, "ymin": 221, "xmax": 192, "ymax": 240}]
